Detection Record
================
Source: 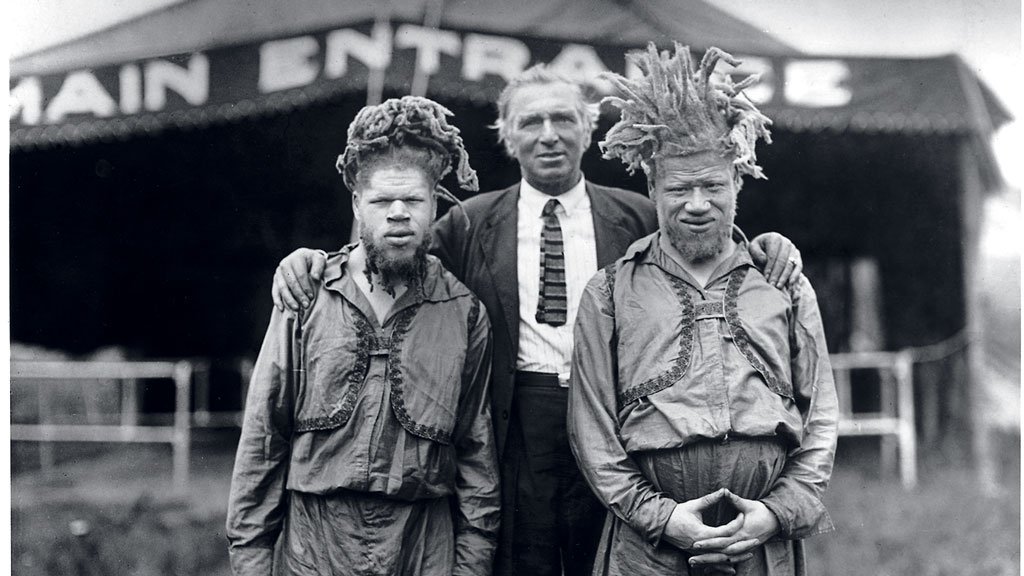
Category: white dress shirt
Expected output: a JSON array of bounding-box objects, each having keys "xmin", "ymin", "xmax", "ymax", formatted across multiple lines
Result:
[{"xmin": 516, "ymin": 177, "xmax": 598, "ymax": 382}]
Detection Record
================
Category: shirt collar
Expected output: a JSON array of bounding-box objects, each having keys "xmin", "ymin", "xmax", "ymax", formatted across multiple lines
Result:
[
  {"xmin": 625, "ymin": 226, "xmax": 754, "ymax": 280},
  {"xmin": 322, "ymin": 244, "xmax": 470, "ymax": 303},
  {"xmin": 519, "ymin": 176, "xmax": 588, "ymax": 216}
]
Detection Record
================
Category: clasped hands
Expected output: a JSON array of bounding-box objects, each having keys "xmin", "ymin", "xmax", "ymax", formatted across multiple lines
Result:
[{"xmin": 661, "ymin": 489, "xmax": 780, "ymax": 575}]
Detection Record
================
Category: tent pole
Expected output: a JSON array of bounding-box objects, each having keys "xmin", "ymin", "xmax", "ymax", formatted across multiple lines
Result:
[
  {"xmin": 410, "ymin": 0, "xmax": 446, "ymax": 97},
  {"xmin": 366, "ymin": 1, "xmax": 393, "ymax": 107}
]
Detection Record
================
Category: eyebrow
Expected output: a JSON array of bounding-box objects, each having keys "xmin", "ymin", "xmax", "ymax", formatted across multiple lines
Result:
[
  {"xmin": 665, "ymin": 175, "xmax": 729, "ymax": 186},
  {"xmin": 517, "ymin": 109, "xmax": 577, "ymax": 121}
]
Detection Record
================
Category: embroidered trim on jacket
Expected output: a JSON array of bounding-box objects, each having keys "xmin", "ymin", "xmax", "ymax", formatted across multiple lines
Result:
[
  {"xmin": 388, "ymin": 305, "xmax": 454, "ymax": 445},
  {"xmin": 617, "ymin": 273, "xmax": 694, "ymax": 406},
  {"xmin": 693, "ymin": 300, "xmax": 725, "ymax": 318},
  {"xmin": 467, "ymin": 295, "xmax": 480, "ymax": 336},
  {"xmin": 724, "ymin": 268, "xmax": 793, "ymax": 399},
  {"xmin": 295, "ymin": 315, "xmax": 374, "ymax": 432}
]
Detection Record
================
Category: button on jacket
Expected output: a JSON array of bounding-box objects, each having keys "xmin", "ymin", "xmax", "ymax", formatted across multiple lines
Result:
[
  {"xmin": 568, "ymin": 230, "xmax": 839, "ymax": 545},
  {"xmin": 226, "ymin": 248, "xmax": 500, "ymax": 575}
]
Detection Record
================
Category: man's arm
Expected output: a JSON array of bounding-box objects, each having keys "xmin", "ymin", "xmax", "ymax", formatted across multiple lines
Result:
[
  {"xmin": 271, "ymin": 209, "xmax": 468, "ymax": 312},
  {"xmin": 269, "ymin": 228, "xmax": 800, "ymax": 309},
  {"xmin": 273, "ymin": 249, "xmax": 327, "ymax": 312},
  {"xmin": 225, "ymin": 307, "xmax": 298, "ymax": 574},
  {"xmin": 748, "ymin": 232, "xmax": 803, "ymax": 289},
  {"xmin": 568, "ymin": 274, "xmax": 741, "ymax": 548},
  {"xmin": 451, "ymin": 299, "xmax": 501, "ymax": 576},
  {"xmin": 760, "ymin": 276, "xmax": 839, "ymax": 538}
]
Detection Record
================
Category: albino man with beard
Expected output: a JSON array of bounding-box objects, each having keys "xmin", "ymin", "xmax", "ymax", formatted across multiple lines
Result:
[
  {"xmin": 568, "ymin": 44, "xmax": 838, "ymax": 576},
  {"xmin": 226, "ymin": 97, "xmax": 500, "ymax": 576}
]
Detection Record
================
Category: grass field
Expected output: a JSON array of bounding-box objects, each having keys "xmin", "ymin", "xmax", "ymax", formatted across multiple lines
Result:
[{"xmin": 11, "ymin": 431, "xmax": 1020, "ymax": 575}]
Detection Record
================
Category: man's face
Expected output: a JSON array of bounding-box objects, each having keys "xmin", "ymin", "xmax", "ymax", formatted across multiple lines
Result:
[
  {"xmin": 353, "ymin": 164, "xmax": 436, "ymax": 277},
  {"xmin": 652, "ymin": 153, "xmax": 738, "ymax": 264},
  {"xmin": 505, "ymin": 82, "xmax": 589, "ymax": 195}
]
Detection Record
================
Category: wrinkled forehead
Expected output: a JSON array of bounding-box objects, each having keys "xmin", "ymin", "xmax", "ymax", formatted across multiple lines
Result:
[
  {"xmin": 357, "ymin": 164, "xmax": 434, "ymax": 198},
  {"xmin": 655, "ymin": 152, "xmax": 734, "ymax": 183},
  {"xmin": 506, "ymin": 81, "xmax": 583, "ymax": 120}
]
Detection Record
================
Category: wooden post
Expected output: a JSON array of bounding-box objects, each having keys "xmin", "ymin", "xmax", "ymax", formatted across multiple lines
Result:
[
  {"xmin": 895, "ymin": 350, "xmax": 917, "ymax": 489},
  {"xmin": 878, "ymin": 367, "xmax": 898, "ymax": 480},
  {"xmin": 172, "ymin": 361, "xmax": 193, "ymax": 493},
  {"xmin": 37, "ymin": 382, "xmax": 54, "ymax": 475},
  {"xmin": 193, "ymin": 361, "xmax": 211, "ymax": 427},
  {"xmin": 958, "ymin": 139, "xmax": 997, "ymax": 493}
]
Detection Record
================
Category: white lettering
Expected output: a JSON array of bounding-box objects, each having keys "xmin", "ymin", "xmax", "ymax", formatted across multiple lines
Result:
[
  {"xmin": 716, "ymin": 56, "xmax": 774, "ymax": 105},
  {"xmin": 119, "ymin": 64, "xmax": 143, "ymax": 114},
  {"xmin": 395, "ymin": 24, "xmax": 461, "ymax": 76},
  {"xmin": 784, "ymin": 60, "xmax": 851, "ymax": 107},
  {"xmin": 325, "ymin": 22, "xmax": 393, "ymax": 78},
  {"xmin": 145, "ymin": 54, "xmax": 210, "ymax": 110},
  {"xmin": 9, "ymin": 76, "xmax": 43, "ymax": 125},
  {"xmin": 462, "ymin": 34, "xmax": 530, "ymax": 82},
  {"xmin": 45, "ymin": 71, "xmax": 117, "ymax": 123},
  {"xmin": 258, "ymin": 36, "xmax": 320, "ymax": 93}
]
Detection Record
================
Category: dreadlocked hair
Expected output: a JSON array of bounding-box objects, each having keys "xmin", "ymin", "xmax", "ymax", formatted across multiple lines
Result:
[
  {"xmin": 599, "ymin": 43, "xmax": 772, "ymax": 186},
  {"xmin": 336, "ymin": 96, "xmax": 478, "ymax": 227}
]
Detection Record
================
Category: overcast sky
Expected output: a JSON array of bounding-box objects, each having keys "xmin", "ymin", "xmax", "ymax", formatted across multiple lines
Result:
[{"xmin": 6, "ymin": 0, "xmax": 1022, "ymax": 185}]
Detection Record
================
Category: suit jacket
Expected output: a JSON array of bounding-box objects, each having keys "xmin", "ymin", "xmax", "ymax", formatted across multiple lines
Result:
[{"xmin": 432, "ymin": 181, "xmax": 657, "ymax": 458}]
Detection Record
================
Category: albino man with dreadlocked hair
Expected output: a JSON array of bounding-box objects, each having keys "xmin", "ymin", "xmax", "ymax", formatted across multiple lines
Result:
[
  {"xmin": 568, "ymin": 44, "xmax": 839, "ymax": 576},
  {"xmin": 227, "ymin": 96, "xmax": 500, "ymax": 576}
]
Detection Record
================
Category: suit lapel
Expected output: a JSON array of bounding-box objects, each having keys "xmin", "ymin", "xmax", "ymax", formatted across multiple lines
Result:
[
  {"xmin": 480, "ymin": 185, "xmax": 521, "ymax": 348},
  {"xmin": 588, "ymin": 182, "xmax": 633, "ymax": 268}
]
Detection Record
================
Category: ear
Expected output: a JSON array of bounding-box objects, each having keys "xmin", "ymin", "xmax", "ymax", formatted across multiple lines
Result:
[
  {"xmin": 351, "ymin": 190, "xmax": 362, "ymax": 223},
  {"xmin": 732, "ymin": 170, "xmax": 744, "ymax": 193},
  {"xmin": 642, "ymin": 161, "xmax": 658, "ymax": 198},
  {"xmin": 502, "ymin": 132, "xmax": 517, "ymax": 157}
]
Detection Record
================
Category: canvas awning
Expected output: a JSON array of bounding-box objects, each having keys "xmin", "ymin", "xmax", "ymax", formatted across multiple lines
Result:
[{"xmin": 10, "ymin": 0, "xmax": 1011, "ymax": 150}]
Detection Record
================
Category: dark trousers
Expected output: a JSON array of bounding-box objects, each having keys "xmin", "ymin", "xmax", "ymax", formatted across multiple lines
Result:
[{"xmin": 494, "ymin": 372, "xmax": 605, "ymax": 576}]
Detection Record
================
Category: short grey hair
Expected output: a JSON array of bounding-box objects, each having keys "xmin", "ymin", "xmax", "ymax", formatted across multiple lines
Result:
[{"xmin": 491, "ymin": 64, "xmax": 600, "ymax": 157}]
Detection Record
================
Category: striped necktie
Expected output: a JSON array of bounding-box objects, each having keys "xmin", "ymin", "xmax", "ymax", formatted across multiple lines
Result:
[{"xmin": 536, "ymin": 199, "xmax": 567, "ymax": 326}]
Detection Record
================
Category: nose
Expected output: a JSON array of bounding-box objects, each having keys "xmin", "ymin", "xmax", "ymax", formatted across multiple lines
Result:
[
  {"xmin": 684, "ymin": 188, "xmax": 711, "ymax": 213},
  {"xmin": 538, "ymin": 118, "xmax": 558, "ymax": 143},
  {"xmin": 387, "ymin": 200, "xmax": 410, "ymax": 221}
]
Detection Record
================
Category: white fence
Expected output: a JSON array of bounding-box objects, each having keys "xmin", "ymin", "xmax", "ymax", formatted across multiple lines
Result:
[
  {"xmin": 11, "ymin": 352, "xmax": 922, "ymax": 491},
  {"xmin": 831, "ymin": 350, "xmax": 917, "ymax": 488},
  {"xmin": 10, "ymin": 360, "xmax": 194, "ymax": 492}
]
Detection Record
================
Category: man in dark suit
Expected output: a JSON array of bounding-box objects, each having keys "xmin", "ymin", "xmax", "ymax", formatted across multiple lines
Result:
[{"xmin": 272, "ymin": 65, "xmax": 802, "ymax": 576}]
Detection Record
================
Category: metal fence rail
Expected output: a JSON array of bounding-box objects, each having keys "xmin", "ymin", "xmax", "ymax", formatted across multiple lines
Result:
[
  {"xmin": 831, "ymin": 349, "xmax": 916, "ymax": 488},
  {"xmin": 10, "ymin": 360, "xmax": 194, "ymax": 491}
]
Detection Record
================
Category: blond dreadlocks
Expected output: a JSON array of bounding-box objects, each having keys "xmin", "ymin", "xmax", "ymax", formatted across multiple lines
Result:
[
  {"xmin": 599, "ymin": 43, "xmax": 772, "ymax": 186},
  {"xmin": 336, "ymin": 96, "xmax": 478, "ymax": 226}
]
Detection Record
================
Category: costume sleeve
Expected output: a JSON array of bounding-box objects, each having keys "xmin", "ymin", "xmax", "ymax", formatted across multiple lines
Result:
[
  {"xmin": 225, "ymin": 307, "xmax": 298, "ymax": 575},
  {"xmin": 451, "ymin": 298, "xmax": 501, "ymax": 576},
  {"xmin": 568, "ymin": 273, "xmax": 679, "ymax": 545},
  {"xmin": 761, "ymin": 276, "xmax": 839, "ymax": 539}
]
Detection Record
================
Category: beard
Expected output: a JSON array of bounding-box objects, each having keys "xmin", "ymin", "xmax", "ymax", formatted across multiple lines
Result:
[
  {"xmin": 361, "ymin": 230, "xmax": 431, "ymax": 297},
  {"xmin": 665, "ymin": 218, "xmax": 732, "ymax": 264}
]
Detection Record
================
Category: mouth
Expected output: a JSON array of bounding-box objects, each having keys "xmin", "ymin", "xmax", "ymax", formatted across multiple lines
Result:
[
  {"xmin": 536, "ymin": 151, "xmax": 566, "ymax": 162},
  {"xmin": 681, "ymin": 219, "xmax": 714, "ymax": 233},
  {"xmin": 383, "ymin": 230, "xmax": 415, "ymax": 246}
]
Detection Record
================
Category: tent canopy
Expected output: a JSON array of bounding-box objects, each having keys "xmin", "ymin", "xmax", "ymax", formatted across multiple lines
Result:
[
  {"xmin": 11, "ymin": 0, "xmax": 798, "ymax": 75},
  {"xmin": 10, "ymin": 0, "xmax": 1011, "ymax": 158}
]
